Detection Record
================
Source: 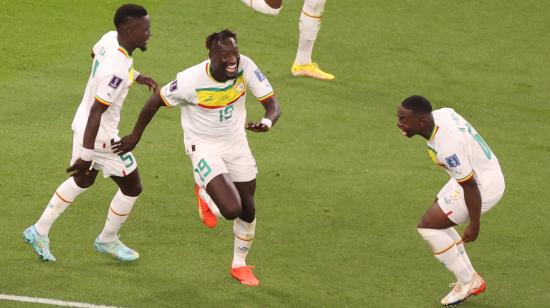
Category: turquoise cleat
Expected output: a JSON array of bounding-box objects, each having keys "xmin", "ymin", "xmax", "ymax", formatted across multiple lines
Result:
[
  {"xmin": 94, "ymin": 237, "xmax": 139, "ymax": 261},
  {"xmin": 22, "ymin": 225, "xmax": 56, "ymax": 262}
]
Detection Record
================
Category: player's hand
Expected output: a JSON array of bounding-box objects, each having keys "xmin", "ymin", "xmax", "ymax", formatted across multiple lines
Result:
[
  {"xmin": 112, "ymin": 134, "xmax": 140, "ymax": 155},
  {"xmin": 246, "ymin": 122, "xmax": 270, "ymax": 133},
  {"xmin": 462, "ymin": 223, "xmax": 480, "ymax": 243},
  {"xmin": 66, "ymin": 158, "xmax": 92, "ymax": 177},
  {"xmin": 135, "ymin": 74, "xmax": 158, "ymax": 92}
]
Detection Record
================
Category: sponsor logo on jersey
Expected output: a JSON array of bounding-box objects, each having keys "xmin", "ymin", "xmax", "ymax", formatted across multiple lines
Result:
[
  {"xmin": 109, "ymin": 75, "xmax": 123, "ymax": 89},
  {"xmin": 445, "ymin": 154, "xmax": 461, "ymax": 167},
  {"xmin": 254, "ymin": 69, "xmax": 266, "ymax": 82},
  {"xmin": 169, "ymin": 80, "xmax": 178, "ymax": 92}
]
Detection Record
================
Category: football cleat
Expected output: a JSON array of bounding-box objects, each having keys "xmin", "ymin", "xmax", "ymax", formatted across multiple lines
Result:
[
  {"xmin": 22, "ymin": 225, "xmax": 56, "ymax": 261},
  {"xmin": 441, "ymin": 273, "xmax": 486, "ymax": 306},
  {"xmin": 94, "ymin": 237, "xmax": 139, "ymax": 261},
  {"xmin": 231, "ymin": 266, "xmax": 260, "ymax": 286},
  {"xmin": 291, "ymin": 62, "xmax": 335, "ymax": 80},
  {"xmin": 195, "ymin": 184, "xmax": 217, "ymax": 228}
]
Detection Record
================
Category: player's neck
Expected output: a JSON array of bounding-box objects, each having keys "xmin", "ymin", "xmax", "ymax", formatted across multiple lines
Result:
[
  {"xmin": 421, "ymin": 120, "xmax": 435, "ymax": 140},
  {"xmin": 117, "ymin": 37, "xmax": 134, "ymax": 56}
]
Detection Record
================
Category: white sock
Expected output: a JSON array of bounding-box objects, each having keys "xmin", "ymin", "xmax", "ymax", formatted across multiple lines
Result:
[
  {"xmin": 232, "ymin": 218, "xmax": 256, "ymax": 268},
  {"xmin": 443, "ymin": 227, "xmax": 476, "ymax": 274},
  {"xmin": 294, "ymin": 0, "xmax": 325, "ymax": 65},
  {"xmin": 35, "ymin": 177, "xmax": 87, "ymax": 236},
  {"xmin": 199, "ymin": 186, "xmax": 222, "ymax": 218},
  {"xmin": 417, "ymin": 228, "xmax": 475, "ymax": 284},
  {"xmin": 98, "ymin": 190, "xmax": 138, "ymax": 243}
]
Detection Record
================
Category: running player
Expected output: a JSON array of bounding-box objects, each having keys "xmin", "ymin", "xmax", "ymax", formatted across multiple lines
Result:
[
  {"xmin": 112, "ymin": 29, "xmax": 281, "ymax": 286},
  {"xmin": 396, "ymin": 95, "xmax": 505, "ymax": 306},
  {"xmin": 22, "ymin": 4, "xmax": 156, "ymax": 262},
  {"xmin": 241, "ymin": 0, "xmax": 335, "ymax": 80}
]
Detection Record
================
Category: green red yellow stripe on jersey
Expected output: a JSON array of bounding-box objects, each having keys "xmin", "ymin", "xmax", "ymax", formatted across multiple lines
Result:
[
  {"xmin": 95, "ymin": 96, "xmax": 111, "ymax": 106},
  {"xmin": 118, "ymin": 47, "xmax": 130, "ymax": 58},
  {"xmin": 457, "ymin": 171, "xmax": 474, "ymax": 183},
  {"xmin": 159, "ymin": 93, "xmax": 174, "ymax": 108},
  {"xmin": 258, "ymin": 91, "xmax": 274, "ymax": 102}
]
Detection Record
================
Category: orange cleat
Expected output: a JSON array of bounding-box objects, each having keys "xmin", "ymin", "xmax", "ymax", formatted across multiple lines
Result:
[
  {"xmin": 194, "ymin": 184, "xmax": 217, "ymax": 228},
  {"xmin": 231, "ymin": 266, "xmax": 260, "ymax": 286}
]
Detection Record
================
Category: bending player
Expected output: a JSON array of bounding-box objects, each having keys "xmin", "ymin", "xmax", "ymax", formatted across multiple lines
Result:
[
  {"xmin": 397, "ymin": 95, "xmax": 505, "ymax": 306},
  {"xmin": 241, "ymin": 0, "xmax": 335, "ymax": 80},
  {"xmin": 112, "ymin": 29, "xmax": 281, "ymax": 286},
  {"xmin": 23, "ymin": 4, "xmax": 157, "ymax": 262}
]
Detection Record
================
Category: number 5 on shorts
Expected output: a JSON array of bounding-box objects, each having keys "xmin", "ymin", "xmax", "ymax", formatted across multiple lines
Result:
[{"xmin": 194, "ymin": 159, "xmax": 212, "ymax": 182}]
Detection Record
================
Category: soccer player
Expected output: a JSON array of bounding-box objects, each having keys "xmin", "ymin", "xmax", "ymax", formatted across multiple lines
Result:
[
  {"xmin": 241, "ymin": 0, "xmax": 335, "ymax": 80},
  {"xmin": 22, "ymin": 4, "xmax": 157, "ymax": 262},
  {"xmin": 112, "ymin": 29, "xmax": 281, "ymax": 286},
  {"xmin": 396, "ymin": 95, "xmax": 505, "ymax": 306}
]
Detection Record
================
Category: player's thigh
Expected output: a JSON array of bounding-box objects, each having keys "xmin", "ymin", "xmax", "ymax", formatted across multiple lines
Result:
[{"xmin": 224, "ymin": 137, "xmax": 257, "ymax": 183}]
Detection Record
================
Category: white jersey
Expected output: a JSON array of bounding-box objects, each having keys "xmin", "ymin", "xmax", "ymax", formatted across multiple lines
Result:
[
  {"xmin": 71, "ymin": 32, "xmax": 136, "ymax": 148},
  {"xmin": 159, "ymin": 54, "xmax": 274, "ymax": 144},
  {"xmin": 428, "ymin": 108, "xmax": 504, "ymax": 197}
]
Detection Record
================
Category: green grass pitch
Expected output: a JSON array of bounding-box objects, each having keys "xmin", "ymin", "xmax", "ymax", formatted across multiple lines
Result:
[{"xmin": 1, "ymin": 0, "xmax": 549, "ymax": 307}]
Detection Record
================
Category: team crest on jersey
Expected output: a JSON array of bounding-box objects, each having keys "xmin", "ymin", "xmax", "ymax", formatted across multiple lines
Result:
[
  {"xmin": 109, "ymin": 75, "xmax": 123, "ymax": 89},
  {"xmin": 254, "ymin": 69, "xmax": 266, "ymax": 82},
  {"xmin": 445, "ymin": 154, "xmax": 461, "ymax": 167},
  {"xmin": 234, "ymin": 82, "xmax": 245, "ymax": 92},
  {"xmin": 169, "ymin": 80, "xmax": 178, "ymax": 92}
]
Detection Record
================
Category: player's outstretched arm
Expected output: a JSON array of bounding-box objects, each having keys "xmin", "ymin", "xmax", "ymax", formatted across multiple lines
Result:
[
  {"xmin": 135, "ymin": 73, "xmax": 158, "ymax": 91},
  {"xmin": 67, "ymin": 100, "xmax": 108, "ymax": 176},
  {"xmin": 112, "ymin": 91, "xmax": 164, "ymax": 154},
  {"xmin": 460, "ymin": 177, "xmax": 482, "ymax": 243},
  {"xmin": 246, "ymin": 95, "xmax": 281, "ymax": 132}
]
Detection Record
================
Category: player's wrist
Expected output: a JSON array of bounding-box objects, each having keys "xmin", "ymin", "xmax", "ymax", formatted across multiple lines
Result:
[
  {"xmin": 260, "ymin": 118, "xmax": 272, "ymax": 129},
  {"xmin": 80, "ymin": 148, "xmax": 94, "ymax": 161}
]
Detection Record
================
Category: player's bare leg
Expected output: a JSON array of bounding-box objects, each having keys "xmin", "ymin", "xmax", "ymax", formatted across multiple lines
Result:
[
  {"xmin": 94, "ymin": 169, "xmax": 142, "ymax": 261},
  {"xmin": 417, "ymin": 201, "xmax": 485, "ymax": 306},
  {"xmin": 23, "ymin": 170, "xmax": 97, "ymax": 261}
]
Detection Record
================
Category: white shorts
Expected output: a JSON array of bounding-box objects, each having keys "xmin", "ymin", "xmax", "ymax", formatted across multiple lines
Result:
[
  {"xmin": 71, "ymin": 133, "xmax": 138, "ymax": 178},
  {"xmin": 437, "ymin": 176, "xmax": 505, "ymax": 225},
  {"xmin": 186, "ymin": 136, "xmax": 257, "ymax": 187}
]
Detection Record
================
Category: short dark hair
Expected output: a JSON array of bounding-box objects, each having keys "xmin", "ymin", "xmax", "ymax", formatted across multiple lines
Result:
[
  {"xmin": 114, "ymin": 4, "xmax": 147, "ymax": 28},
  {"xmin": 401, "ymin": 95, "xmax": 433, "ymax": 114},
  {"xmin": 205, "ymin": 29, "xmax": 238, "ymax": 50}
]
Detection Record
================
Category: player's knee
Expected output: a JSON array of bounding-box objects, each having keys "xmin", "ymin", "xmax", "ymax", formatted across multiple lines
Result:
[
  {"xmin": 73, "ymin": 175, "xmax": 95, "ymax": 189},
  {"xmin": 121, "ymin": 184, "xmax": 142, "ymax": 197},
  {"xmin": 303, "ymin": 0, "xmax": 326, "ymax": 16},
  {"xmin": 220, "ymin": 204, "xmax": 241, "ymax": 220}
]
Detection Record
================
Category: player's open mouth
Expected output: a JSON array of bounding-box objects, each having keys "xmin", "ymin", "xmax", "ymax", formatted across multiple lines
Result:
[{"xmin": 225, "ymin": 63, "xmax": 237, "ymax": 74}]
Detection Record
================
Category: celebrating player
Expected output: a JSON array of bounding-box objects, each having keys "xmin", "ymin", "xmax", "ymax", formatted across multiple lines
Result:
[
  {"xmin": 396, "ymin": 95, "xmax": 505, "ymax": 306},
  {"xmin": 241, "ymin": 0, "xmax": 335, "ymax": 80},
  {"xmin": 112, "ymin": 29, "xmax": 281, "ymax": 286},
  {"xmin": 23, "ymin": 4, "xmax": 157, "ymax": 262}
]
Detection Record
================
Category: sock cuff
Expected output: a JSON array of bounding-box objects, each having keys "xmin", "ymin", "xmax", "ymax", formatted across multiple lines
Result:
[
  {"xmin": 302, "ymin": 0, "xmax": 326, "ymax": 17},
  {"xmin": 55, "ymin": 177, "xmax": 88, "ymax": 204},
  {"xmin": 417, "ymin": 228, "xmax": 456, "ymax": 254},
  {"xmin": 234, "ymin": 218, "xmax": 256, "ymax": 241}
]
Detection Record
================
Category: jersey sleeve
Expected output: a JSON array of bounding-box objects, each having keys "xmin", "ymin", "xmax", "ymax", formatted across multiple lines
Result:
[
  {"xmin": 159, "ymin": 72, "xmax": 191, "ymax": 107},
  {"xmin": 242, "ymin": 56, "xmax": 274, "ymax": 101},
  {"xmin": 94, "ymin": 67, "xmax": 128, "ymax": 107},
  {"xmin": 438, "ymin": 145, "xmax": 474, "ymax": 183}
]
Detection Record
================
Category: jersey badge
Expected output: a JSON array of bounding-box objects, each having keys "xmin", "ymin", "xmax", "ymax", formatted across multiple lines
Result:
[
  {"xmin": 254, "ymin": 69, "xmax": 266, "ymax": 82},
  {"xmin": 109, "ymin": 75, "xmax": 123, "ymax": 89},
  {"xmin": 235, "ymin": 82, "xmax": 245, "ymax": 92},
  {"xmin": 169, "ymin": 80, "xmax": 178, "ymax": 92},
  {"xmin": 445, "ymin": 154, "xmax": 461, "ymax": 167}
]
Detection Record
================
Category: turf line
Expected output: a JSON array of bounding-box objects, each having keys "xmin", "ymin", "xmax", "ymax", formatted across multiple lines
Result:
[{"xmin": 0, "ymin": 293, "xmax": 123, "ymax": 308}]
